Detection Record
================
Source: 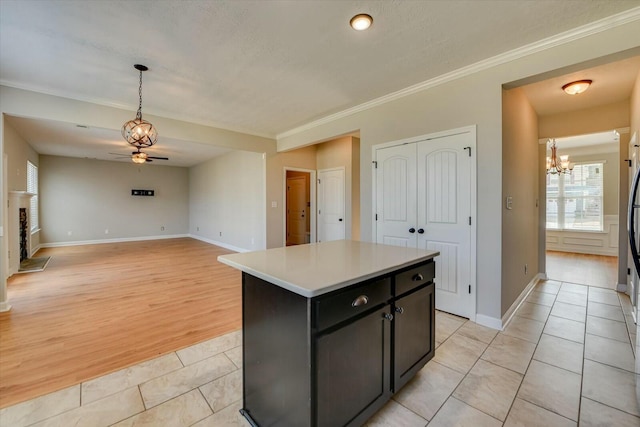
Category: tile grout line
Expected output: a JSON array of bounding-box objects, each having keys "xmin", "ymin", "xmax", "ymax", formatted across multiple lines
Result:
[{"xmin": 501, "ymin": 286, "xmax": 558, "ymax": 424}]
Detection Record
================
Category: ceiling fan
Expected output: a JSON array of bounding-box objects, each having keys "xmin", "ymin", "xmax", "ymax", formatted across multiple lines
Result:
[{"xmin": 109, "ymin": 148, "xmax": 169, "ymax": 164}]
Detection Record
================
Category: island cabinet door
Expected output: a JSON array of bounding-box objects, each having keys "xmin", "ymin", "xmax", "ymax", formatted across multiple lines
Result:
[
  {"xmin": 393, "ymin": 283, "xmax": 435, "ymax": 392},
  {"xmin": 315, "ymin": 306, "xmax": 392, "ymax": 427}
]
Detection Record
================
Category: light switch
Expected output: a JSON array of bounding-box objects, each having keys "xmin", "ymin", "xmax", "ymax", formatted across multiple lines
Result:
[
  {"xmin": 506, "ymin": 196, "xmax": 513, "ymax": 210},
  {"xmin": 271, "ymin": 201, "xmax": 277, "ymax": 208}
]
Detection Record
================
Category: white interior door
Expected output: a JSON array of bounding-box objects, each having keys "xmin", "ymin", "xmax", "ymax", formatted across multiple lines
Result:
[
  {"xmin": 318, "ymin": 168, "xmax": 345, "ymax": 242},
  {"xmin": 629, "ymin": 137, "xmax": 639, "ymax": 315},
  {"xmin": 286, "ymin": 176, "xmax": 307, "ymax": 245},
  {"xmin": 375, "ymin": 144, "xmax": 417, "ymax": 247},
  {"xmin": 374, "ymin": 129, "xmax": 475, "ymax": 319},
  {"xmin": 417, "ymin": 133, "xmax": 473, "ymax": 319}
]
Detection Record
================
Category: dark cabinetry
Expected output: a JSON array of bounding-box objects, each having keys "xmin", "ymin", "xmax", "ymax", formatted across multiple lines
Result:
[{"xmin": 241, "ymin": 259, "xmax": 435, "ymax": 427}]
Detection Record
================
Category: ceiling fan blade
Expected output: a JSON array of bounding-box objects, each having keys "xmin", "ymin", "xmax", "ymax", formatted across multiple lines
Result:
[
  {"xmin": 145, "ymin": 158, "xmax": 153, "ymax": 162},
  {"xmin": 108, "ymin": 152, "xmax": 130, "ymax": 156},
  {"xmin": 146, "ymin": 156, "xmax": 169, "ymax": 160}
]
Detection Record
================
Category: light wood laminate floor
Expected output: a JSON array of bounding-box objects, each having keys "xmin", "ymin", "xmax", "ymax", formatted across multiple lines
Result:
[
  {"xmin": 546, "ymin": 251, "xmax": 618, "ymax": 289},
  {"xmin": 0, "ymin": 238, "xmax": 241, "ymax": 408}
]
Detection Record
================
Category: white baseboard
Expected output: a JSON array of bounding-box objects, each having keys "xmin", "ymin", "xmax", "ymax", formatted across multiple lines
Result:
[
  {"xmin": 0, "ymin": 301, "xmax": 12, "ymax": 312},
  {"xmin": 475, "ymin": 273, "xmax": 545, "ymax": 332},
  {"xmin": 188, "ymin": 234, "xmax": 250, "ymax": 253},
  {"xmin": 475, "ymin": 314, "xmax": 503, "ymax": 331},
  {"xmin": 30, "ymin": 244, "xmax": 41, "ymax": 257},
  {"xmin": 501, "ymin": 273, "xmax": 545, "ymax": 329},
  {"xmin": 40, "ymin": 234, "xmax": 189, "ymax": 248}
]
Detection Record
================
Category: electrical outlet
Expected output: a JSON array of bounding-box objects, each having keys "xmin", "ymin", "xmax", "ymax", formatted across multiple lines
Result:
[
  {"xmin": 105, "ymin": 229, "xmax": 109, "ymax": 234},
  {"xmin": 67, "ymin": 231, "xmax": 72, "ymax": 236},
  {"xmin": 197, "ymin": 226, "xmax": 200, "ymax": 231},
  {"xmin": 251, "ymin": 238, "xmax": 255, "ymax": 245},
  {"xmin": 161, "ymin": 226, "xmax": 165, "ymax": 231},
  {"xmin": 219, "ymin": 231, "xmax": 222, "ymax": 237}
]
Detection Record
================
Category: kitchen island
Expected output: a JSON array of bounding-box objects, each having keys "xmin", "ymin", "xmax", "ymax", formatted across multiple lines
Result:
[{"xmin": 218, "ymin": 240, "xmax": 439, "ymax": 427}]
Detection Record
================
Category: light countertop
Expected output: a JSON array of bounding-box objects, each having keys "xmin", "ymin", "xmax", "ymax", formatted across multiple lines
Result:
[{"xmin": 217, "ymin": 240, "xmax": 439, "ymax": 298}]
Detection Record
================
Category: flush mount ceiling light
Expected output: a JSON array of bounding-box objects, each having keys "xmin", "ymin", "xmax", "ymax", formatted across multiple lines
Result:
[
  {"xmin": 350, "ymin": 13, "xmax": 373, "ymax": 31},
  {"xmin": 121, "ymin": 64, "xmax": 158, "ymax": 148},
  {"xmin": 562, "ymin": 79, "xmax": 592, "ymax": 95}
]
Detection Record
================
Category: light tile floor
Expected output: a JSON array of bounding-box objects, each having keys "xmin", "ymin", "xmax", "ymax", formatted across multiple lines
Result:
[{"xmin": 1, "ymin": 280, "xmax": 638, "ymax": 426}]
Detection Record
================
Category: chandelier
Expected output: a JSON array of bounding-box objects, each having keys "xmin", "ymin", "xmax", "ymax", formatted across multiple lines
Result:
[
  {"xmin": 546, "ymin": 139, "xmax": 573, "ymax": 175},
  {"xmin": 121, "ymin": 64, "xmax": 158, "ymax": 148}
]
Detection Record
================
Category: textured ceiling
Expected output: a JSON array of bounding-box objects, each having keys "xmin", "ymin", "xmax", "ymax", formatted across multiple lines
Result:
[
  {"xmin": 1, "ymin": 1, "xmax": 639, "ymax": 166},
  {"xmin": 2, "ymin": 0, "xmax": 639, "ymax": 139}
]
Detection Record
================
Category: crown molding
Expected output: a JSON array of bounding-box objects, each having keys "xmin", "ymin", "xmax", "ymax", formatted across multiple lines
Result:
[{"xmin": 277, "ymin": 7, "xmax": 640, "ymax": 140}]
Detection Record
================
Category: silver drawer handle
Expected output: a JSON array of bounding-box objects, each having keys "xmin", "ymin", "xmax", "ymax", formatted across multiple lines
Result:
[
  {"xmin": 383, "ymin": 313, "xmax": 394, "ymax": 321},
  {"xmin": 352, "ymin": 295, "xmax": 369, "ymax": 307},
  {"xmin": 412, "ymin": 273, "xmax": 424, "ymax": 282},
  {"xmin": 395, "ymin": 306, "xmax": 404, "ymax": 314}
]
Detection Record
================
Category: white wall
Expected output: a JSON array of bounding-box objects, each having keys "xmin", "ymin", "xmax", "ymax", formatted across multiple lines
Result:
[
  {"xmin": 39, "ymin": 155, "xmax": 189, "ymax": 244},
  {"xmin": 3, "ymin": 118, "xmax": 40, "ymax": 251},
  {"xmin": 189, "ymin": 150, "xmax": 265, "ymax": 252},
  {"xmin": 277, "ymin": 19, "xmax": 640, "ymax": 323}
]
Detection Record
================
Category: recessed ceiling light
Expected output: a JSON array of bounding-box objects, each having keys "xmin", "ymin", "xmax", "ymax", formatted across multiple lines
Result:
[
  {"xmin": 562, "ymin": 79, "xmax": 592, "ymax": 95},
  {"xmin": 350, "ymin": 14, "xmax": 373, "ymax": 31}
]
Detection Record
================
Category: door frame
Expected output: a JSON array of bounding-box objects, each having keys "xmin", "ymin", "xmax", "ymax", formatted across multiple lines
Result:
[
  {"xmin": 371, "ymin": 125, "xmax": 477, "ymax": 321},
  {"xmin": 283, "ymin": 167, "xmax": 316, "ymax": 245}
]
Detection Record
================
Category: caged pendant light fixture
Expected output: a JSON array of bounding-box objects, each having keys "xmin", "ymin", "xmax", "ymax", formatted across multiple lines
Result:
[{"xmin": 121, "ymin": 64, "xmax": 158, "ymax": 148}]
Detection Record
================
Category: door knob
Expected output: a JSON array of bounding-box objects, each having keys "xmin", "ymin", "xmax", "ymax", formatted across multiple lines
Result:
[
  {"xmin": 383, "ymin": 313, "xmax": 394, "ymax": 321},
  {"xmin": 417, "ymin": 228, "xmax": 424, "ymax": 234},
  {"xmin": 409, "ymin": 228, "xmax": 416, "ymax": 233},
  {"xmin": 395, "ymin": 307, "xmax": 404, "ymax": 314}
]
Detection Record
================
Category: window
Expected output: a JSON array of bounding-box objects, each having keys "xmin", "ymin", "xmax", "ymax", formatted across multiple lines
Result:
[
  {"xmin": 27, "ymin": 161, "xmax": 38, "ymax": 232},
  {"xmin": 546, "ymin": 162, "xmax": 604, "ymax": 231}
]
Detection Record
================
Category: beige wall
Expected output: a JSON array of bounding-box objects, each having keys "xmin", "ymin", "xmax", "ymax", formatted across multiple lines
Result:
[
  {"xmin": 266, "ymin": 145, "xmax": 316, "ymax": 248},
  {"xmin": 39, "ymin": 156, "xmax": 189, "ymax": 244},
  {"xmin": 502, "ymin": 88, "xmax": 540, "ymax": 315},
  {"xmin": 277, "ymin": 19, "xmax": 640, "ymax": 322},
  {"xmin": 190, "ymin": 151, "xmax": 265, "ymax": 251},
  {"xmin": 538, "ymin": 100, "xmax": 630, "ymax": 139}
]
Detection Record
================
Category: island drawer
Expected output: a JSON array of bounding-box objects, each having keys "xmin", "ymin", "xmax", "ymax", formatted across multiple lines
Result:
[
  {"xmin": 314, "ymin": 277, "xmax": 391, "ymax": 331},
  {"xmin": 395, "ymin": 260, "xmax": 435, "ymax": 297}
]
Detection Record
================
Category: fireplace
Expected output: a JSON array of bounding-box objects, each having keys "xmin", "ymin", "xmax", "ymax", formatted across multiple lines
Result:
[{"xmin": 19, "ymin": 208, "xmax": 28, "ymax": 262}]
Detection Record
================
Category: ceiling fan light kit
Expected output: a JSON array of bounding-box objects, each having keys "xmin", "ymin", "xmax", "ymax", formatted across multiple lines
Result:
[
  {"xmin": 122, "ymin": 64, "xmax": 158, "ymax": 148},
  {"xmin": 350, "ymin": 13, "xmax": 372, "ymax": 31}
]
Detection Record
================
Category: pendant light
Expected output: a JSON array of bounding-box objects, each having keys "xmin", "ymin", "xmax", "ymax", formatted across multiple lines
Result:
[
  {"xmin": 122, "ymin": 64, "xmax": 158, "ymax": 148},
  {"xmin": 546, "ymin": 139, "xmax": 573, "ymax": 175}
]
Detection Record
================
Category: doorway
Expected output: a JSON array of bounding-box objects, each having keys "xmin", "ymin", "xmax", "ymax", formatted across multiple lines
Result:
[
  {"xmin": 284, "ymin": 168, "xmax": 315, "ymax": 246},
  {"xmin": 543, "ymin": 131, "xmax": 620, "ymax": 289}
]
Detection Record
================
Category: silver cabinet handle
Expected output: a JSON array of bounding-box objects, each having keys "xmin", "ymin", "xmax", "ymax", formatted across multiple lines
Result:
[
  {"xmin": 395, "ymin": 307, "xmax": 404, "ymax": 314},
  {"xmin": 351, "ymin": 295, "xmax": 369, "ymax": 307},
  {"xmin": 383, "ymin": 313, "xmax": 394, "ymax": 321}
]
